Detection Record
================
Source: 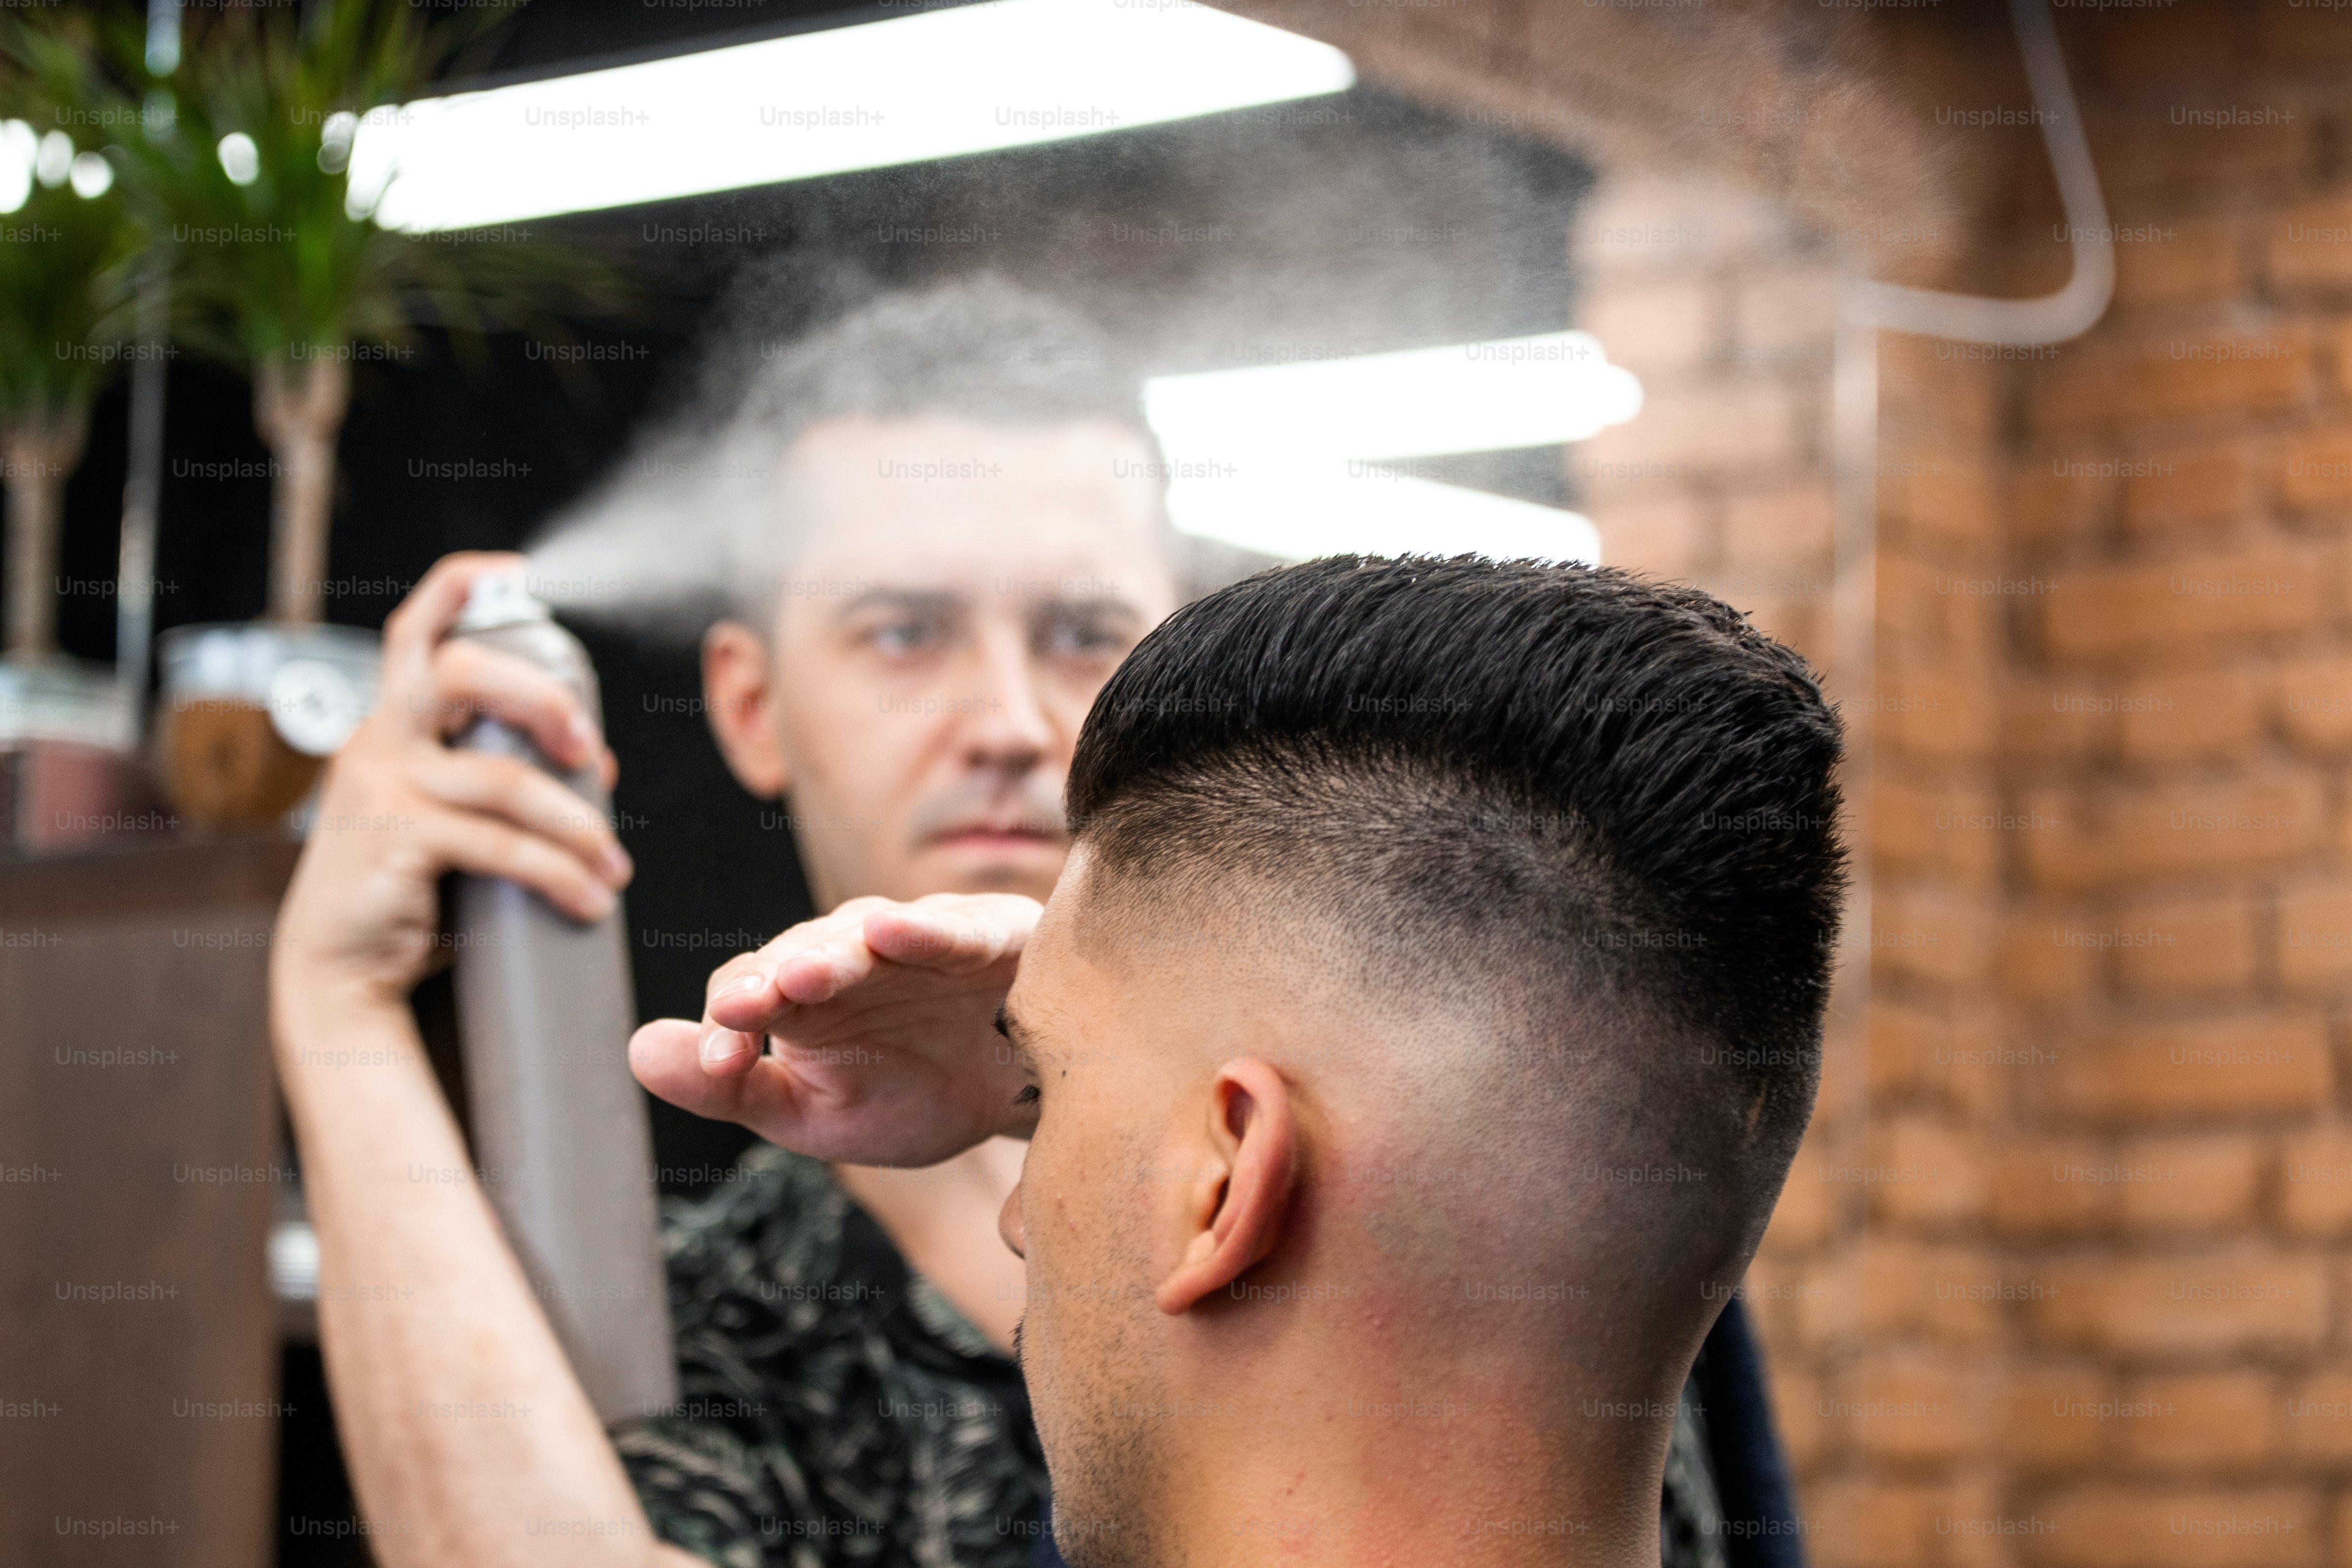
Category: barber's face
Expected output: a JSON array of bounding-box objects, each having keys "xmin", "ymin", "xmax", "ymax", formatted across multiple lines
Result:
[{"xmin": 704, "ymin": 415, "xmax": 1177, "ymax": 909}]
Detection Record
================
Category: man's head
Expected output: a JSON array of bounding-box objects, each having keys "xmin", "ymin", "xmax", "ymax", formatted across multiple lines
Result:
[
  {"xmin": 998, "ymin": 556, "xmax": 1845, "ymax": 1559},
  {"xmin": 701, "ymin": 278, "xmax": 1180, "ymax": 910}
]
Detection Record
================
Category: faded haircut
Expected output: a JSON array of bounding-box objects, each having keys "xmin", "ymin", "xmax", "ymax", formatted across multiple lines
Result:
[
  {"xmin": 720, "ymin": 275, "xmax": 1172, "ymax": 623},
  {"xmin": 1065, "ymin": 555, "xmax": 1847, "ymax": 1219}
]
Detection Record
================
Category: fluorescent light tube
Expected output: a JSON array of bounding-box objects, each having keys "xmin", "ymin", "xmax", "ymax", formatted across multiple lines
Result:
[
  {"xmin": 349, "ymin": 0, "xmax": 1354, "ymax": 232},
  {"xmin": 1165, "ymin": 466, "xmax": 1602, "ymax": 566},
  {"xmin": 1142, "ymin": 332, "xmax": 1639, "ymax": 564},
  {"xmin": 1144, "ymin": 332, "xmax": 1642, "ymax": 463}
]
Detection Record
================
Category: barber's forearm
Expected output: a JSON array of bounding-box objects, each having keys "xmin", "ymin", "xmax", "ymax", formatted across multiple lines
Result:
[{"xmin": 274, "ymin": 975, "xmax": 693, "ymax": 1567}]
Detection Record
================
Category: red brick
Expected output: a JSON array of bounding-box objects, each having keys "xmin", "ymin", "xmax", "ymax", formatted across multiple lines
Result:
[
  {"xmin": 2278, "ymin": 884, "xmax": 2352, "ymax": 992},
  {"xmin": 1724, "ymin": 483, "xmax": 1832, "ymax": 566},
  {"xmin": 1808, "ymin": 1477, "xmax": 2006, "ymax": 1568},
  {"xmin": 2094, "ymin": 5, "xmax": 2234, "ymax": 80},
  {"xmin": 2093, "ymin": 116, "xmax": 2313, "ymax": 207},
  {"xmin": 2005, "ymin": 680, "xmax": 2114, "ymax": 764},
  {"xmin": 2277, "ymin": 656, "xmax": 2352, "ymax": 753},
  {"xmin": 1867, "ymin": 1116, "xmax": 1987, "ymax": 1228},
  {"xmin": 1591, "ymin": 491, "xmax": 1706, "ymax": 580},
  {"xmin": 2039, "ymin": 542, "xmax": 2323, "ymax": 660},
  {"xmin": 2267, "ymin": 193, "xmax": 2352, "ymax": 293},
  {"xmin": 2111, "ymin": 891, "xmax": 2256, "ymax": 998},
  {"xmin": 2122, "ymin": 445, "xmax": 2252, "ymax": 538},
  {"xmin": 1879, "ymin": 551, "xmax": 1999, "ymax": 667},
  {"xmin": 1878, "ymin": 678, "xmax": 1994, "ymax": 763},
  {"xmin": 2116, "ymin": 667, "xmax": 2267, "ymax": 763},
  {"xmin": 1869, "ymin": 1001, "xmax": 2008, "ymax": 1119},
  {"xmin": 1989, "ymin": 1139, "xmax": 2123, "ymax": 1239},
  {"xmin": 2028, "ymin": 1252, "xmax": 2329, "ymax": 1358},
  {"xmin": 2116, "ymin": 1371, "xmax": 2279, "ymax": 1468},
  {"xmin": 2115, "ymin": 1134, "xmax": 2263, "ymax": 1235},
  {"xmin": 1584, "ymin": 276, "xmax": 1715, "ymax": 376},
  {"xmin": 1732, "ymin": 269, "xmax": 1836, "ymax": 363},
  {"xmin": 2004, "ymin": 1362, "xmax": 2110, "ymax": 1467},
  {"xmin": 2113, "ymin": 219, "xmax": 2241, "ymax": 312},
  {"xmin": 2010, "ymin": 464, "xmax": 2108, "ymax": 555},
  {"xmin": 1867, "ymin": 884, "xmax": 1993, "ymax": 990},
  {"xmin": 2280, "ymin": 430, "xmax": 2352, "ymax": 512},
  {"xmin": 2032, "ymin": 326, "xmax": 2312, "ymax": 434},
  {"xmin": 2027, "ymin": 772, "xmax": 2324, "ymax": 892},
  {"xmin": 2030, "ymin": 1487, "xmax": 2319, "ymax": 1568},
  {"xmin": 1840, "ymin": 1350, "xmax": 1990, "ymax": 1465},
  {"xmin": 1764, "ymin": 1131, "xmax": 1839, "ymax": 1249},
  {"xmin": 1579, "ymin": 380, "xmax": 1801, "ymax": 472},
  {"xmin": 2051, "ymin": 1012, "xmax": 2330, "ymax": 1123},
  {"xmin": 1874, "ymin": 775, "xmax": 2004, "ymax": 883},
  {"xmin": 1858, "ymin": 1242, "xmax": 2003, "ymax": 1349},
  {"xmin": 2002, "ymin": 908, "xmax": 2100, "ymax": 1004},
  {"xmin": 2279, "ymin": 1128, "xmax": 2352, "ymax": 1236},
  {"xmin": 1888, "ymin": 463, "xmax": 2000, "ymax": 552},
  {"xmin": 2254, "ymin": 7, "xmax": 2352, "ymax": 68},
  {"xmin": 2280, "ymin": 1369, "xmax": 2352, "ymax": 1462}
]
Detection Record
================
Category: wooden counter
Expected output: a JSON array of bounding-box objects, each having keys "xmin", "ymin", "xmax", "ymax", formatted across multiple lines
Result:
[{"xmin": 0, "ymin": 834, "xmax": 301, "ymax": 1567}]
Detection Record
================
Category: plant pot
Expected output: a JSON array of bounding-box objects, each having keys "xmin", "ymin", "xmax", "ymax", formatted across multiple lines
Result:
[
  {"xmin": 155, "ymin": 623, "xmax": 381, "ymax": 829},
  {"xmin": 0, "ymin": 659, "xmax": 158, "ymax": 853}
]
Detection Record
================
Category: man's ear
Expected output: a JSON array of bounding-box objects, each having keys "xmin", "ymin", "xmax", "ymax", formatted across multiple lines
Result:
[
  {"xmin": 701, "ymin": 619, "xmax": 791, "ymax": 797},
  {"xmin": 1155, "ymin": 1058, "xmax": 1298, "ymax": 1315}
]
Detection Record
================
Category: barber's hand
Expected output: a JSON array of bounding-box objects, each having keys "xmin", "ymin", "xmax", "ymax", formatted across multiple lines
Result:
[
  {"xmin": 629, "ymin": 894, "xmax": 1041, "ymax": 1167},
  {"xmin": 274, "ymin": 551, "xmax": 632, "ymax": 1010}
]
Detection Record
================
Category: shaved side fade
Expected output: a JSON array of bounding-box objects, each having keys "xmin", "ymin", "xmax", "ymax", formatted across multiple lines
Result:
[{"xmin": 1065, "ymin": 555, "xmax": 1847, "ymax": 1243}]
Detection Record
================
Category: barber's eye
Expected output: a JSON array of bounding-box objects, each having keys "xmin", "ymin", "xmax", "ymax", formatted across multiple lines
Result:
[
  {"xmin": 869, "ymin": 617, "xmax": 942, "ymax": 656},
  {"xmin": 1038, "ymin": 612, "xmax": 1125, "ymax": 659}
]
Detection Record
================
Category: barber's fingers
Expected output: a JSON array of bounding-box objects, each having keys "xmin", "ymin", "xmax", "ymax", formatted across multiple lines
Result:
[
  {"xmin": 412, "ymin": 803, "xmax": 621, "ymax": 923},
  {"xmin": 703, "ymin": 899, "xmax": 892, "ymax": 1028},
  {"xmin": 408, "ymin": 749, "xmax": 632, "ymax": 888},
  {"xmin": 424, "ymin": 636, "xmax": 602, "ymax": 771},
  {"xmin": 632, "ymin": 1019, "xmax": 802, "ymax": 1128},
  {"xmin": 380, "ymin": 553, "xmax": 525, "ymax": 737},
  {"xmin": 862, "ymin": 895, "xmax": 1037, "ymax": 975}
]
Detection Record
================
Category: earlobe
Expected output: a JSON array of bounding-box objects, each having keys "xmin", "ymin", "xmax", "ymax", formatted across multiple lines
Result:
[
  {"xmin": 1155, "ymin": 1059, "xmax": 1297, "ymax": 1315},
  {"xmin": 701, "ymin": 620, "xmax": 792, "ymax": 797}
]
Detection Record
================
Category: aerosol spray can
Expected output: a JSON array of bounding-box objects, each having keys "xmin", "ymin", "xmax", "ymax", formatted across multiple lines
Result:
[{"xmin": 448, "ymin": 570, "xmax": 676, "ymax": 1422}]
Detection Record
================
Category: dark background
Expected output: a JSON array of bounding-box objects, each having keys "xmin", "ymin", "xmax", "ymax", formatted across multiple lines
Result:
[{"xmin": 26, "ymin": 5, "xmax": 1593, "ymax": 1560}]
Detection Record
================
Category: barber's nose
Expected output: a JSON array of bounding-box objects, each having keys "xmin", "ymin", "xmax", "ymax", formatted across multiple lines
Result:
[
  {"xmin": 998, "ymin": 1182, "xmax": 1027, "ymax": 1259},
  {"xmin": 965, "ymin": 631, "xmax": 1056, "ymax": 769}
]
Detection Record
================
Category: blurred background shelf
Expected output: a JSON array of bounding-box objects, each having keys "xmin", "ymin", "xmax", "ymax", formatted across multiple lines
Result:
[{"xmin": 0, "ymin": 831, "xmax": 297, "ymax": 1568}]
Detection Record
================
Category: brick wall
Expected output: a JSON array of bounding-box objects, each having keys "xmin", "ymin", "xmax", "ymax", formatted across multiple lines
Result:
[{"xmin": 1577, "ymin": 6, "xmax": 2352, "ymax": 1565}]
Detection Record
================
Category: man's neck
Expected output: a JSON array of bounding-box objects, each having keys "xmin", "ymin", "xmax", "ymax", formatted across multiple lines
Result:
[{"xmin": 1143, "ymin": 1360, "xmax": 1666, "ymax": 1568}]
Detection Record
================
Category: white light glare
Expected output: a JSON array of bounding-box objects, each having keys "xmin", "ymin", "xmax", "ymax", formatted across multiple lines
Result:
[
  {"xmin": 318, "ymin": 111, "xmax": 356, "ymax": 175},
  {"xmin": 0, "ymin": 120, "xmax": 33, "ymax": 214},
  {"xmin": 68, "ymin": 151, "xmax": 113, "ymax": 199},
  {"xmin": 1146, "ymin": 332, "xmax": 1642, "ymax": 462},
  {"xmin": 217, "ymin": 131, "xmax": 260, "ymax": 186},
  {"xmin": 1142, "ymin": 332, "xmax": 1643, "ymax": 566},
  {"xmin": 35, "ymin": 129, "xmax": 72, "ymax": 188},
  {"xmin": 349, "ymin": 0, "xmax": 1353, "ymax": 233}
]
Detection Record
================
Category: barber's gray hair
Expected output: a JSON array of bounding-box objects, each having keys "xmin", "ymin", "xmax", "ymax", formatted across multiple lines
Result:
[
  {"xmin": 526, "ymin": 276, "xmax": 1272, "ymax": 634},
  {"xmin": 718, "ymin": 276, "xmax": 1169, "ymax": 625}
]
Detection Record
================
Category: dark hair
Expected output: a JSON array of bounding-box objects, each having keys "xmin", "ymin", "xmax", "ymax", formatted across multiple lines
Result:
[{"xmin": 1067, "ymin": 555, "xmax": 1846, "ymax": 1187}]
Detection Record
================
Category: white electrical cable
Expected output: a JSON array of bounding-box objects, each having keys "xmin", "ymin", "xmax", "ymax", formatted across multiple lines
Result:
[
  {"xmin": 1829, "ymin": 0, "xmax": 2113, "ymax": 1128},
  {"xmin": 1851, "ymin": 0, "xmax": 2114, "ymax": 344}
]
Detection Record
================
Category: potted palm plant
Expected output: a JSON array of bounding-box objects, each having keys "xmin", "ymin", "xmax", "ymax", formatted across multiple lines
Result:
[
  {"xmin": 0, "ymin": 15, "xmax": 140, "ymax": 663},
  {"xmin": 114, "ymin": 1, "xmax": 620, "ymax": 824}
]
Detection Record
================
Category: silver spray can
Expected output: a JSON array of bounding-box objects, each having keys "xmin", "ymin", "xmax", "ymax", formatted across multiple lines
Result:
[{"xmin": 448, "ymin": 570, "xmax": 676, "ymax": 1422}]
